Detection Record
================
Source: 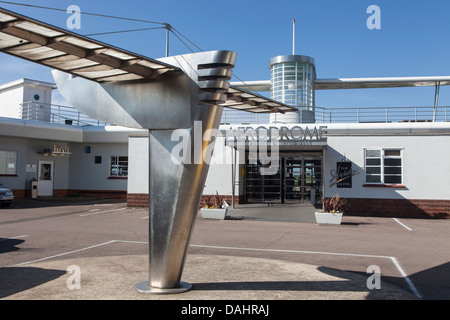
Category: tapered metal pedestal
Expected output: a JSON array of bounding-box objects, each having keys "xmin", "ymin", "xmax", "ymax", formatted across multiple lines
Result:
[{"xmin": 135, "ymin": 281, "xmax": 192, "ymax": 294}]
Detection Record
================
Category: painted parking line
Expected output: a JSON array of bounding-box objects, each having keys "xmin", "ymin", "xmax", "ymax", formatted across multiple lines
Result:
[
  {"xmin": 11, "ymin": 239, "xmax": 423, "ymax": 299},
  {"xmin": 13, "ymin": 240, "xmax": 145, "ymax": 266},
  {"xmin": 79, "ymin": 207, "xmax": 127, "ymax": 217},
  {"xmin": 393, "ymin": 218, "xmax": 413, "ymax": 231},
  {"xmin": 0, "ymin": 235, "xmax": 29, "ymax": 242},
  {"xmin": 390, "ymin": 256, "xmax": 422, "ymax": 299},
  {"xmin": 13, "ymin": 240, "xmax": 118, "ymax": 266}
]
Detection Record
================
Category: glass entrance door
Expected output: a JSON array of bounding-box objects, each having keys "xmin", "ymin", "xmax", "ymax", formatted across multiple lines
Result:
[
  {"xmin": 284, "ymin": 156, "xmax": 322, "ymax": 203},
  {"xmin": 245, "ymin": 154, "xmax": 322, "ymax": 204},
  {"xmin": 245, "ymin": 156, "xmax": 281, "ymax": 203},
  {"xmin": 303, "ymin": 157, "xmax": 322, "ymax": 205},
  {"xmin": 284, "ymin": 158, "xmax": 303, "ymax": 202}
]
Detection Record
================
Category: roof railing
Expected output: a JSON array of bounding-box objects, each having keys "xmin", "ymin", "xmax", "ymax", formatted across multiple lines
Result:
[
  {"xmin": 20, "ymin": 101, "xmax": 108, "ymax": 126},
  {"xmin": 221, "ymin": 106, "xmax": 449, "ymax": 125},
  {"xmin": 19, "ymin": 102, "xmax": 449, "ymax": 126}
]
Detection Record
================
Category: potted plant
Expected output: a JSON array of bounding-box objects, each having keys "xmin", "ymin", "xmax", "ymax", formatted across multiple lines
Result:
[
  {"xmin": 315, "ymin": 193, "xmax": 348, "ymax": 225},
  {"xmin": 200, "ymin": 192, "xmax": 229, "ymax": 220}
]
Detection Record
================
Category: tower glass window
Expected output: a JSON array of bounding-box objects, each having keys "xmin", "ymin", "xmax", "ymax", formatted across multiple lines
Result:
[{"xmin": 269, "ymin": 55, "xmax": 316, "ymax": 124}]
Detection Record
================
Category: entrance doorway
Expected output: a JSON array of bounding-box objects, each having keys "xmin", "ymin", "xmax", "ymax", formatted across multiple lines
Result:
[
  {"xmin": 284, "ymin": 156, "xmax": 322, "ymax": 203},
  {"xmin": 245, "ymin": 154, "xmax": 322, "ymax": 204},
  {"xmin": 38, "ymin": 160, "xmax": 54, "ymax": 196}
]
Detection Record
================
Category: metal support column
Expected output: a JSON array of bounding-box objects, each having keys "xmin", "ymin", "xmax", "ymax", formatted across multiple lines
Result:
[
  {"xmin": 164, "ymin": 23, "xmax": 171, "ymax": 57},
  {"xmin": 433, "ymin": 81, "xmax": 440, "ymax": 122}
]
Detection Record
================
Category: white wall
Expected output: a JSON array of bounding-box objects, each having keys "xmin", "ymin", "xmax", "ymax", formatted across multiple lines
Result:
[
  {"xmin": 0, "ymin": 80, "xmax": 54, "ymax": 121},
  {"xmin": 203, "ymin": 136, "xmax": 236, "ymax": 196},
  {"xmin": 26, "ymin": 139, "xmax": 70, "ymax": 191},
  {"xmin": 0, "ymin": 133, "xmax": 128, "ymax": 194},
  {"xmin": 0, "ymin": 136, "xmax": 71, "ymax": 192},
  {"xmin": 68, "ymin": 142, "xmax": 128, "ymax": 191},
  {"xmin": 127, "ymin": 135, "xmax": 239, "ymax": 197},
  {"xmin": 0, "ymin": 136, "xmax": 27, "ymax": 190},
  {"xmin": 0, "ymin": 86, "xmax": 23, "ymax": 119},
  {"xmin": 127, "ymin": 136, "xmax": 148, "ymax": 194},
  {"xmin": 22, "ymin": 85, "xmax": 52, "ymax": 122},
  {"xmin": 324, "ymin": 135, "xmax": 450, "ymax": 200}
]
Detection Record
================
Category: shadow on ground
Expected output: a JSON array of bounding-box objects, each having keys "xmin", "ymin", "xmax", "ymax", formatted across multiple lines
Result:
[
  {"xmin": 0, "ymin": 238, "xmax": 25, "ymax": 254},
  {"xmin": 190, "ymin": 265, "xmax": 418, "ymax": 300},
  {"xmin": 0, "ymin": 267, "xmax": 66, "ymax": 299}
]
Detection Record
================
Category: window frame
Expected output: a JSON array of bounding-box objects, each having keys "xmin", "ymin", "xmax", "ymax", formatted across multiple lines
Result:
[
  {"xmin": 109, "ymin": 155, "xmax": 128, "ymax": 178},
  {"xmin": 0, "ymin": 151, "xmax": 17, "ymax": 175},
  {"xmin": 364, "ymin": 148, "xmax": 403, "ymax": 185}
]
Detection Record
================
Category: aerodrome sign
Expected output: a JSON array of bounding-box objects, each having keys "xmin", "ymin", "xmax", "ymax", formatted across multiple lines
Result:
[{"xmin": 224, "ymin": 125, "xmax": 328, "ymax": 146}]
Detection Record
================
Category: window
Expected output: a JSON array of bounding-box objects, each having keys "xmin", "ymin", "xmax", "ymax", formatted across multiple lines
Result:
[
  {"xmin": 0, "ymin": 151, "xmax": 17, "ymax": 175},
  {"xmin": 365, "ymin": 149, "xmax": 402, "ymax": 184},
  {"xmin": 365, "ymin": 149, "xmax": 382, "ymax": 183},
  {"xmin": 110, "ymin": 156, "xmax": 128, "ymax": 177}
]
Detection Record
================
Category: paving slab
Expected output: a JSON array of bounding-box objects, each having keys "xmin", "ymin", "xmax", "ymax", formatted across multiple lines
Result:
[{"xmin": 1, "ymin": 254, "xmax": 417, "ymax": 300}]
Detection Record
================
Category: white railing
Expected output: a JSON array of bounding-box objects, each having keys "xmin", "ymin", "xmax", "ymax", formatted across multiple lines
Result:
[
  {"xmin": 20, "ymin": 102, "xmax": 108, "ymax": 126},
  {"xmin": 221, "ymin": 106, "xmax": 449, "ymax": 125},
  {"xmin": 20, "ymin": 101, "xmax": 449, "ymax": 126}
]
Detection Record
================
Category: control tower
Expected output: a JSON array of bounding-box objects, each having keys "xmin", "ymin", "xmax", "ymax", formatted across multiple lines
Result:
[{"xmin": 269, "ymin": 54, "xmax": 316, "ymax": 124}]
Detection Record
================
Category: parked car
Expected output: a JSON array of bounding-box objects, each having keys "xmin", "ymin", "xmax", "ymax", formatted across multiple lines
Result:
[{"xmin": 0, "ymin": 184, "xmax": 14, "ymax": 207}]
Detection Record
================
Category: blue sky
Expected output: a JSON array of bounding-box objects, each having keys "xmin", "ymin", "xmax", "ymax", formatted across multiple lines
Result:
[{"xmin": 1, "ymin": 0, "xmax": 450, "ymax": 108}]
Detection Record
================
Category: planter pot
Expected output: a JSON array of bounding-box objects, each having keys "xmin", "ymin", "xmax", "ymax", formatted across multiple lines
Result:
[
  {"xmin": 315, "ymin": 212, "xmax": 343, "ymax": 225},
  {"xmin": 201, "ymin": 208, "xmax": 228, "ymax": 220}
]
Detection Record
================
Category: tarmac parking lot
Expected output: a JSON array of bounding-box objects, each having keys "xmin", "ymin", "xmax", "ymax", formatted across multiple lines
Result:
[{"xmin": 0, "ymin": 197, "xmax": 449, "ymax": 301}]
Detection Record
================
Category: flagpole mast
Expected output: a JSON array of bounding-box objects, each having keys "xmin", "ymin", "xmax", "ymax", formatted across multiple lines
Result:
[{"xmin": 292, "ymin": 18, "xmax": 295, "ymax": 55}]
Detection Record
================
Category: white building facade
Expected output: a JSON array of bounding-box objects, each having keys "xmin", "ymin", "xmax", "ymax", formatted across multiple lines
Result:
[
  {"xmin": 1, "ymin": 77, "xmax": 449, "ymax": 218},
  {"xmin": 0, "ymin": 79, "xmax": 135, "ymax": 198},
  {"xmin": 126, "ymin": 122, "xmax": 450, "ymax": 218}
]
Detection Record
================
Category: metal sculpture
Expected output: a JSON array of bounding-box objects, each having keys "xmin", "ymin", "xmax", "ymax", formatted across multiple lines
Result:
[
  {"xmin": 54, "ymin": 50, "xmax": 238, "ymax": 293},
  {"xmin": 0, "ymin": 8, "xmax": 293, "ymax": 294}
]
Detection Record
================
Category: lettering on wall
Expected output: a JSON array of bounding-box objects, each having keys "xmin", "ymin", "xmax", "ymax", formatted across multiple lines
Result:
[
  {"xmin": 225, "ymin": 125, "xmax": 328, "ymax": 145},
  {"xmin": 53, "ymin": 144, "xmax": 71, "ymax": 155}
]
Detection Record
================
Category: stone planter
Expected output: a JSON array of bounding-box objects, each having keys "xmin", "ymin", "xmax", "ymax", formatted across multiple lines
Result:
[
  {"xmin": 201, "ymin": 208, "xmax": 228, "ymax": 220},
  {"xmin": 315, "ymin": 212, "xmax": 343, "ymax": 225}
]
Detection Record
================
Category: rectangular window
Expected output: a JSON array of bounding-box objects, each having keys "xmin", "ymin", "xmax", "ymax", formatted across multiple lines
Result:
[
  {"xmin": 365, "ymin": 149, "xmax": 381, "ymax": 183},
  {"xmin": 383, "ymin": 149, "xmax": 402, "ymax": 184},
  {"xmin": 110, "ymin": 156, "xmax": 128, "ymax": 177},
  {"xmin": 365, "ymin": 149, "xmax": 402, "ymax": 184},
  {"xmin": 0, "ymin": 151, "xmax": 17, "ymax": 175}
]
